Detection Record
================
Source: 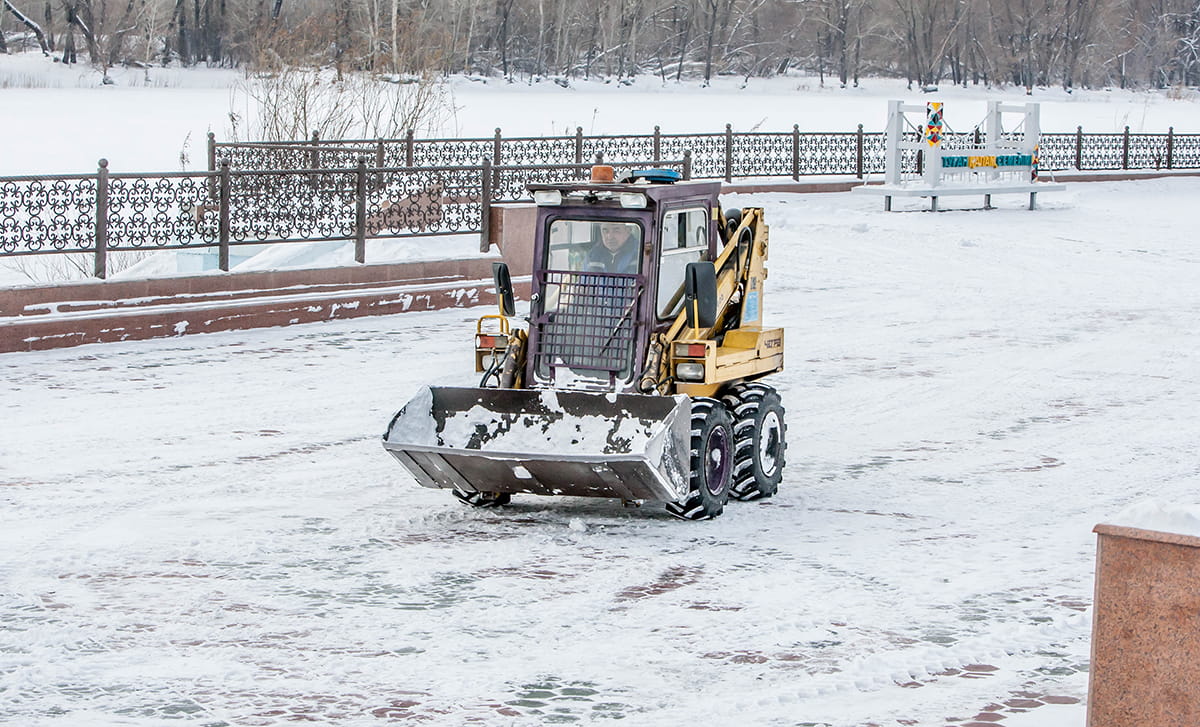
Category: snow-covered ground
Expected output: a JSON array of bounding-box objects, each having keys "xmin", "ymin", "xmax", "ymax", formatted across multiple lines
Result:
[{"xmin": 4, "ymin": 177, "xmax": 1199, "ymax": 725}]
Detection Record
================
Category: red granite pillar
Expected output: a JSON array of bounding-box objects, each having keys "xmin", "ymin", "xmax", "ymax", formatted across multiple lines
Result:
[{"xmin": 1088, "ymin": 525, "xmax": 1200, "ymax": 727}]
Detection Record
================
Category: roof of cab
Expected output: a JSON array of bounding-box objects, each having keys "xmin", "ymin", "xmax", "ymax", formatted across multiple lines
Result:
[{"xmin": 526, "ymin": 178, "xmax": 723, "ymax": 205}]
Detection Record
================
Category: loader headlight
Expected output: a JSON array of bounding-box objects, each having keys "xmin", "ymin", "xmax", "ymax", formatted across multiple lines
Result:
[
  {"xmin": 534, "ymin": 190, "xmax": 563, "ymax": 206},
  {"xmin": 619, "ymin": 192, "xmax": 648, "ymax": 209},
  {"xmin": 675, "ymin": 362, "xmax": 706, "ymax": 381}
]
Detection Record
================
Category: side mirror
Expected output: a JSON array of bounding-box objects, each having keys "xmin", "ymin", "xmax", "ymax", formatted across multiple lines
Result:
[
  {"xmin": 684, "ymin": 261, "xmax": 717, "ymax": 329},
  {"xmin": 492, "ymin": 262, "xmax": 516, "ymax": 317}
]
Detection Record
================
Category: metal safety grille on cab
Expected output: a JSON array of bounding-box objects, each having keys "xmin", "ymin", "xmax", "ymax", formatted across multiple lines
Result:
[{"xmin": 534, "ymin": 270, "xmax": 640, "ymax": 375}]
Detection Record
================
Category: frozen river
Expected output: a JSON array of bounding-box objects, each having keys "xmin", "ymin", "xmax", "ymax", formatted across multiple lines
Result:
[{"xmin": 4, "ymin": 180, "xmax": 1199, "ymax": 725}]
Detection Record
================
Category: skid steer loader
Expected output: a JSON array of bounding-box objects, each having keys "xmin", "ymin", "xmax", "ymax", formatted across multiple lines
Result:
[{"xmin": 382, "ymin": 166, "xmax": 786, "ymax": 520}]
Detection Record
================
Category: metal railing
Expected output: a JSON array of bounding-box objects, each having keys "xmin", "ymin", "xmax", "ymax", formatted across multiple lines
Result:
[
  {"xmin": 212, "ymin": 125, "xmax": 1200, "ymax": 180},
  {"xmin": 0, "ymin": 156, "xmax": 689, "ymax": 278},
  {"xmin": 5, "ymin": 122, "xmax": 1199, "ymax": 281}
]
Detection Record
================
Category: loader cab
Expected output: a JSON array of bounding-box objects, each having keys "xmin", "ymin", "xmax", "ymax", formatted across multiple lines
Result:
[{"xmin": 524, "ymin": 174, "xmax": 725, "ymax": 393}]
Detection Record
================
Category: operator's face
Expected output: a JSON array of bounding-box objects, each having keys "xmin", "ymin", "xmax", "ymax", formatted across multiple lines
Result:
[{"xmin": 600, "ymin": 223, "xmax": 628, "ymax": 252}]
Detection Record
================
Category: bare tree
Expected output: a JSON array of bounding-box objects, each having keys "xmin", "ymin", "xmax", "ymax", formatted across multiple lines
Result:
[{"xmin": 4, "ymin": 0, "xmax": 51, "ymax": 53}]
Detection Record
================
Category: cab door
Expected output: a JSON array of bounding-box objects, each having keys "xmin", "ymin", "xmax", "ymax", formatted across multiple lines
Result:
[{"xmin": 654, "ymin": 205, "xmax": 712, "ymax": 322}]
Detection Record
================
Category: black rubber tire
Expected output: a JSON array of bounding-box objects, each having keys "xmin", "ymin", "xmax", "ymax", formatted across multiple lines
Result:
[
  {"xmin": 721, "ymin": 383, "xmax": 786, "ymax": 501},
  {"xmin": 666, "ymin": 397, "xmax": 734, "ymax": 520},
  {"xmin": 452, "ymin": 489, "xmax": 512, "ymax": 508}
]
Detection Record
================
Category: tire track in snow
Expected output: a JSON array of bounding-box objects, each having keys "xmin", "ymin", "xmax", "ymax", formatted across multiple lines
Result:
[
  {"xmin": 0, "ymin": 435, "xmax": 376, "ymax": 587},
  {"xmin": 714, "ymin": 610, "xmax": 1091, "ymax": 723}
]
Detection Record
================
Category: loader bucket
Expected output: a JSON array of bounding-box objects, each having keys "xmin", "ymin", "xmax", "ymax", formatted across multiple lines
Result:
[{"xmin": 382, "ymin": 386, "xmax": 693, "ymax": 503}]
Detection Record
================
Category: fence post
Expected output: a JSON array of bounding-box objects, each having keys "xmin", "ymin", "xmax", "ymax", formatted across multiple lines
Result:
[
  {"xmin": 355, "ymin": 158, "xmax": 367, "ymax": 264},
  {"xmin": 724, "ymin": 123, "xmax": 733, "ymax": 182},
  {"xmin": 574, "ymin": 126, "xmax": 584, "ymax": 165},
  {"xmin": 375, "ymin": 139, "xmax": 385, "ymax": 191},
  {"xmin": 1122, "ymin": 125, "xmax": 1130, "ymax": 170},
  {"xmin": 654, "ymin": 125, "xmax": 662, "ymax": 162},
  {"xmin": 682, "ymin": 150, "xmax": 692, "ymax": 180},
  {"xmin": 310, "ymin": 131, "xmax": 320, "ymax": 169},
  {"xmin": 480, "ymin": 157, "xmax": 492, "ymax": 253},
  {"xmin": 792, "ymin": 124, "xmax": 800, "ymax": 181},
  {"xmin": 1076, "ymin": 125, "xmax": 1084, "ymax": 170},
  {"xmin": 493, "ymin": 128, "xmax": 502, "ymax": 189},
  {"xmin": 405, "ymin": 129, "xmax": 415, "ymax": 167},
  {"xmin": 1167, "ymin": 127, "xmax": 1174, "ymax": 170},
  {"xmin": 94, "ymin": 159, "xmax": 109, "ymax": 280},
  {"xmin": 595, "ymin": 151, "xmax": 604, "ymax": 164},
  {"xmin": 856, "ymin": 124, "xmax": 865, "ymax": 179},
  {"xmin": 207, "ymin": 132, "xmax": 218, "ymax": 199},
  {"xmin": 218, "ymin": 160, "xmax": 231, "ymax": 272}
]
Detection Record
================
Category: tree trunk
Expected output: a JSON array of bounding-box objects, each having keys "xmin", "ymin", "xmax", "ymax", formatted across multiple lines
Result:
[
  {"xmin": 62, "ymin": 17, "xmax": 75, "ymax": 62},
  {"xmin": 703, "ymin": 0, "xmax": 720, "ymax": 84},
  {"xmin": 43, "ymin": 1, "xmax": 54, "ymax": 52},
  {"xmin": 4, "ymin": 0, "xmax": 51, "ymax": 53}
]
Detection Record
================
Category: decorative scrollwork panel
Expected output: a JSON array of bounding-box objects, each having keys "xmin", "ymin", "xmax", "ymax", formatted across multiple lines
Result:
[
  {"xmin": 731, "ymin": 133, "xmax": 791, "ymax": 177},
  {"xmin": 106, "ymin": 175, "xmax": 217, "ymax": 250},
  {"xmin": 227, "ymin": 170, "xmax": 357, "ymax": 242},
  {"xmin": 1078, "ymin": 133, "xmax": 1125, "ymax": 170},
  {"xmin": 1128, "ymin": 134, "xmax": 1170, "ymax": 169},
  {"xmin": 660, "ymin": 134, "xmax": 725, "ymax": 178},
  {"xmin": 1171, "ymin": 134, "xmax": 1200, "ymax": 168},
  {"xmin": 1038, "ymin": 133, "xmax": 1076, "ymax": 170},
  {"xmin": 795, "ymin": 133, "xmax": 859, "ymax": 176},
  {"xmin": 860, "ymin": 132, "xmax": 888, "ymax": 176},
  {"xmin": 367, "ymin": 167, "xmax": 483, "ymax": 236},
  {"xmin": 494, "ymin": 165, "xmax": 580, "ymax": 201},
  {"xmin": 312, "ymin": 145, "xmax": 377, "ymax": 170},
  {"xmin": 411, "ymin": 139, "xmax": 493, "ymax": 167},
  {"xmin": 582, "ymin": 135, "xmax": 656, "ymax": 165},
  {"xmin": 502, "ymin": 137, "xmax": 579, "ymax": 166},
  {"xmin": 219, "ymin": 145, "xmax": 312, "ymax": 172},
  {"xmin": 0, "ymin": 177, "xmax": 97, "ymax": 255}
]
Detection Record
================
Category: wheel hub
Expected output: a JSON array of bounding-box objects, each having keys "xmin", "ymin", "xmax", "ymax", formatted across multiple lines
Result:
[
  {"xmin": 705, "ymin": 426, "xmax": 731, "ymax": 495},
  {"xmin": 759, "ymin": 410, "xmax": 782, "ymax": 477}
]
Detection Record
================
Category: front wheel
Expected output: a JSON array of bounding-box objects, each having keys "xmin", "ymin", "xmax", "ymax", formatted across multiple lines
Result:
[
  {"xmin": 666, "ymin": 397, "xmax": 734, "ymax": 520},
  {"xmin": 721, "ymin": 383, "xmax": 786, "ymax": 501}
]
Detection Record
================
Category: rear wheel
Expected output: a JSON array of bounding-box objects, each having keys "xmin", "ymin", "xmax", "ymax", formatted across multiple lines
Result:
[
  {"xmin": 452, "ymin": 489, "xmax": 511, "ymax": 508},
  {"xmin": 721, "ymin": 383, "xmax": 786, "ymax": 501},
  {"xmin": 666, "ymin": 397, "xmax": 734, "ymax": 520}
]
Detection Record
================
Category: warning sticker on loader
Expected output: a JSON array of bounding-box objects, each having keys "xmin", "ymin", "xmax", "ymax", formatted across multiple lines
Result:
[{"xmin": 744, "ymin": 290, "xmax": 760, "ymax": 323}]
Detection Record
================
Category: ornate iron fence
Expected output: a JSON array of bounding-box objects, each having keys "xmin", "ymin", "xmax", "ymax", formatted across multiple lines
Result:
[
  {"xmin": 6, "ymin": 123, "xmax": 1199, "ymax": 282},
  {"xmin": 1, "ymin": 157, "xmax": 688, "ymax": 279},
  {"xmin": 212, "ymin": 125, "xmax": 1200, "ymax": 181}
]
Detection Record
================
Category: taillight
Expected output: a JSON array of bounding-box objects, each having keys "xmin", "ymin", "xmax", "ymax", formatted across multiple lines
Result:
[
  {"xmin": 673, "ymin": 343, "xmax": 708, "ymax": 358},
  {"xmin": 477, "ymin": 334, "xmax": 507, "ymax": 349}
]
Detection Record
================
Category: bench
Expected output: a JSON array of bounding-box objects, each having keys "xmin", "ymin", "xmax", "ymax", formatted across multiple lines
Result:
[{"xmin": 853, "ymin": 181, "xmax": 1066, "ymax": 211}]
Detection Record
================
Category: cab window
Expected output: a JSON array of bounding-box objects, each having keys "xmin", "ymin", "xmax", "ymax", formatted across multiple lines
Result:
[
  {"xmin": 546, "ymin": 219, "xmax": 642, "ymax": 274},
  {"xmin": 657, "ymin": 208, "xmax": 709, "ymax": 317}
]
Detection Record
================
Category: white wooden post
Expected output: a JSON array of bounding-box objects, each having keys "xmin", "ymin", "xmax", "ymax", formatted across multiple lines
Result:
[{"xmin": 884, "ymin": 100, "xmax": 904, "ymax": 186}]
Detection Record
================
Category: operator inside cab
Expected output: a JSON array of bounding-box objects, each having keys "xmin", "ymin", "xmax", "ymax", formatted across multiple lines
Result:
[{"xmin": 585, "ymin": 222, "xmax": 641, "ymax": 274}]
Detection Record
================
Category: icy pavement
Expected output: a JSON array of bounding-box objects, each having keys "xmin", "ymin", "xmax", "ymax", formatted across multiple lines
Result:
[{"xmin": 4, "ymin": 180, "xmax": 1200, "ymax": 725}]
